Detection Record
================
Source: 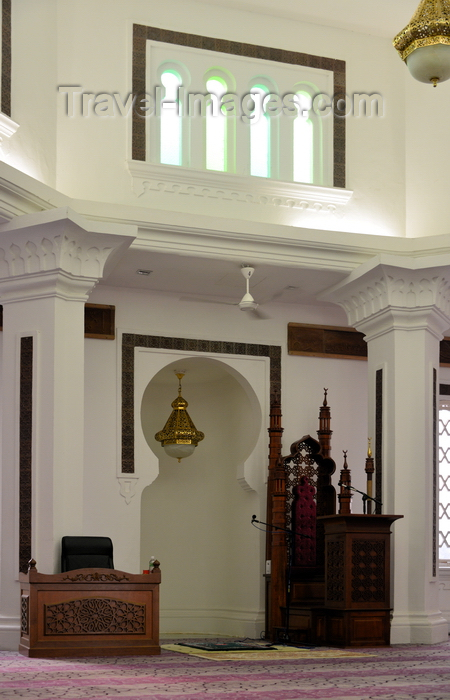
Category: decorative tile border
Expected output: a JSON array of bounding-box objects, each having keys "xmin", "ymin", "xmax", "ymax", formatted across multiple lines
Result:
[
  {"xmin": 132, "ymin": 24, "xmax": 346, "ymax": 188},
  {"xmin": 375, "ymin": 368, "xmax": 383, "ymax": 515},
  {"xmin": 2, "ymin": 0, "xmax": 11, "ymax": 117},
  {"xmin": 19, "ymin": 336, "xmax": 33, "ymax": 574},
  {"xmin": 121, "ymin": 333, "xmax": 281, "ymax": 474}
]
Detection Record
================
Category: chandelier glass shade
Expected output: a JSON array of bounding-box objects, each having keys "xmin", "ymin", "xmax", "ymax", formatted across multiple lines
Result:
[
  {"xmin": 393, "ymin": 0, "xmax": 450, "ymax": 85},
  {"xmin": 154, "ymin": 372, "xmax": 205, "ymax": 462}
]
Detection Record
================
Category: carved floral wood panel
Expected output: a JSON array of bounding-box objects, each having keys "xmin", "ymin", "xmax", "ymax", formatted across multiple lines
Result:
[{"xmin": 44, "ymin": 598, "xmax": 146, "ymax": 635}]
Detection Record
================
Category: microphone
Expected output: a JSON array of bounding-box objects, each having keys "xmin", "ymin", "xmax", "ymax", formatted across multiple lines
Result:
[{"xmin": 251, "ymin": 515, "xmax": 258, "ymax": 523}]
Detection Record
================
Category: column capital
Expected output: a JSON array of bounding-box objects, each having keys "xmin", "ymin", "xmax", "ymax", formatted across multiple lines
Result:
[
  {"xmin": 321, "ymin": 254, "xmax": 450, "ymax": 341},
  {"xmin": 0, "ymin": 207, "xmax": 136, "ymax": 302}
]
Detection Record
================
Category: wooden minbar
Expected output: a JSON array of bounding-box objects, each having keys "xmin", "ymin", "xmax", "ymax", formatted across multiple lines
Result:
[
  {"xmin": 19, "ymin": 560, "xmax": 161, "ymax": 657},
  {"xmin": 265, "ymin": 391, "xmax": 403, "ymax": 647}
]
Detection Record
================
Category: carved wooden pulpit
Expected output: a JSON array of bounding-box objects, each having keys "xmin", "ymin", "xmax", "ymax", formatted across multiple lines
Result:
[{"xmin": 265, "ymin": 392, "xmax": 402, "ymax": 647}]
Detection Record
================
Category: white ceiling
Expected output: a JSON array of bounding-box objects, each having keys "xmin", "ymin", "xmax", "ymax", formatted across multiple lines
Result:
[
  {"xmin": 196, "ymin": 0, "xmax": 416, "ymax": 40},
  {"xmin": 102, "ymin": 248, "xmax": 349, "ymax": 308},
  {"xmin": 213, "ymin": 0, "xmax": 419, "ymax": 39}
]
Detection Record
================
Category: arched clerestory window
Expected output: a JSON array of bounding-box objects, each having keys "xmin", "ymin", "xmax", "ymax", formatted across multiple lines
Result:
[
  {"xmin": 293, "ymin": 91, "xmax": 314, "ymax": 184},
  {"xmin": 292, "ymin": 83, "xmax": 323, "ymax": 185},
  {"xmin": 160, "ymin": 69, "xmax": 183, "ymax": 166},
  {"xmin": 205, "ymin": 76, "xmax": 228, "ymax": 172},
  {"xmin": 202, "ymin": 68, "xmax": 236, "ymax": 173},
  {"xmin": 150, "ymin": 54, "xmax": 332, "ymax": 188},
  {"xmin": 247, "ymin": 76, "xmax": 279, "ymax": 179},
  {"xmin": 249, "ymin": 83, "xmax": 271, "ymax": 178}
]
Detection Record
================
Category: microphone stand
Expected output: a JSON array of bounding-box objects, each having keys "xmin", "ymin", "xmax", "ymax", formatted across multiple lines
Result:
[
  {"xmin": 338, "ymin": 484, "xmax": 383, "ymax": 513},
  {"xmin": 251, "ymin": 515, "xmax": 305, "ymax": 537},
  {"xmin": 251, "ymin": 515, "xmax": 312, "ymax": 645}
]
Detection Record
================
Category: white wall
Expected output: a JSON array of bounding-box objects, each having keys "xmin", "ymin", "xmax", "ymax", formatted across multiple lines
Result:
[
  {"xmin": 83, "ymin": 283, "xmax": 369, "ymax": 635},
  {"xmin": 13, "ymin": 0, "xmax": 450, "ymax": 240},
  {"xmin": 404, "ymin": 76, "xmax": 450, "ymax": 238},
  {"xmin": 8, "ymin": 2, "xmax": 57, "ymax": 183},
  {"xmin": 2, "ymin": 0, "xmax": 449, "ymax": 645},
  {"xmin": 6, "ymin": 0, "xmax": 407, "ymax": 238},
  {"xmin": 140, "ymin": 370, "xmax": 264, "ymax": 636}
]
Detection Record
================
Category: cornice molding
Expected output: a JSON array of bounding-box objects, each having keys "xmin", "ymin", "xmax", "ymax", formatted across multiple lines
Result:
[
  {"xmin": 5, "ymin": 164, "xmax": 450, "ymax": 290},
  {"xmin": 127, "ymin": 161, "xmax": 353, "ymax": 214},
  {"xmin": 0, "ymin": 269, "xmax": 99, "ymax": 303},
  {"xmin": 0, "ymin": 113, "xmax": 19, "ymax": 142},
  {"xmin": 0, "ymin": 164, "xmax": 69, "ymax": 222}
]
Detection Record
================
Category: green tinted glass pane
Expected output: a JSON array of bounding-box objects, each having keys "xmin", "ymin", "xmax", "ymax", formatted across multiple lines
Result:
[
  {"xmin": 160, "ymin": 71, "xmax": 182, "ymax": 166},
  {"xmin": 206, "ymin": 78, "xmax": 227, "ymax": 171}
]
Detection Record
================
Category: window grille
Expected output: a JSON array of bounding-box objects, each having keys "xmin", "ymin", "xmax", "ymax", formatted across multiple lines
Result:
[{"xmin": 439, "ymin": 401, "xmax": 450, "ymax": 562}]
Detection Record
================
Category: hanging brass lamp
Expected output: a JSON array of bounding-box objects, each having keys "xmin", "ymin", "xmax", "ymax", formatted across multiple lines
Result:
[
  {"xmin": 154, "ymin": 371, "xmax": 205, "ymax": 462},
  {"xmin": 393, "ymin": 0, "xmax": 450, "ymax": 86}
]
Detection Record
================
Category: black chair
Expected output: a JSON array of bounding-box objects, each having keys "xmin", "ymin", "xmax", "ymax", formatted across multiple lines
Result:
[{"xmin": 61, "ymin": 536, "xmax": 114, "ymax": 572}]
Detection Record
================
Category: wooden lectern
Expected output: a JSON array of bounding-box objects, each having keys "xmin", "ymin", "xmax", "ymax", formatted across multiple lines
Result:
[
  {"xmin": 319, "ymin": 514, "xmax": 403, "ymax": 647},
  {"xmin": 19, "ymin": 560, "xmax": 161, "ymax": 657}
]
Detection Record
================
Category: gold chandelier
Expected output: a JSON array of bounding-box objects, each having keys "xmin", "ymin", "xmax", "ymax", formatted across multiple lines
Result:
[
  {"xmin": 393, "ymin": 0, "xmax": 450, "ymax": 86},
  {"xmin": 154, "ymin": 371, "xmax": 205, "ymax": 462}
]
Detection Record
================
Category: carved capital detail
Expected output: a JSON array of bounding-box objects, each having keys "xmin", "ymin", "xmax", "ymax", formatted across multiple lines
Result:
[
  {"xmin": 0, "ymin": 209, "xmax": 135, "ymax": 302},
  {"xmin": 321, "ymin": 258, "xmax": 450, "ymax": 340},
  {"xmin": 0, "ymin": 232, "xmax": 112, "ymax": 280}
]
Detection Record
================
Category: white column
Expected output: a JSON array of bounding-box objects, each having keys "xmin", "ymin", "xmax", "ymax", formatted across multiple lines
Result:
[
  {"xmin": 0, "ymin": 208, "xmax": 134, "ymax": 649},
  {"xmin": 322, "ymin": 254, "xmax": 450, "ymax": 644}
]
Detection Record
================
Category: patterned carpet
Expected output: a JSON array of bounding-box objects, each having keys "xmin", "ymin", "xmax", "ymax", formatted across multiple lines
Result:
[{"xmin": 1, "ymin": 639, "xmax": 450, "ymax": 699}]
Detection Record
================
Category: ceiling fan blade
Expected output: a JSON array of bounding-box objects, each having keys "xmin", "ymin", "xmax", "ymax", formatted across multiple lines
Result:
[
  {"xmin": 180, "ymin": 296, "xmax": 238, "ymax": 306},
  {"xmin": 239, "ymin": 304, "xmax": 270, "ymax": 320},
  {"xmin": 251, "ymin": 307, "xmax": 271, "ymax": 320}
]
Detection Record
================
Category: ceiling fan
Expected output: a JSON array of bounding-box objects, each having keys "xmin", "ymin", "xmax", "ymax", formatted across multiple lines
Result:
[
  {"xmin": 180, "ymin": 264, "xmax": 269, "ymax": 319},
  {"xmin": 237, "ymin": 265, "xmax": 268, "ymax": 319}
]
